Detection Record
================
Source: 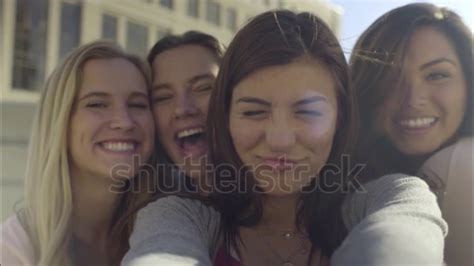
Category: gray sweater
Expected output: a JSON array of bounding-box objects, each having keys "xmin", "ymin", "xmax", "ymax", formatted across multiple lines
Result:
[{"xmin": 122, "ymin": 174, "xmax": 447, "ymax": 265}]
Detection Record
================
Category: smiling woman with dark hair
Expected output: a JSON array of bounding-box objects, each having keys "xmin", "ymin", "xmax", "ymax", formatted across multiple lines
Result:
[
  {"xmin": 147, "ymin": 31, "xmax": 224, "ymax": 192},
  {"xmin": 122, "ymin": 10, "xmax": 446, "ymax": 266},
  {"xmin": 350, "ymin": 3, "xmax": 472, "ymax": 264}
]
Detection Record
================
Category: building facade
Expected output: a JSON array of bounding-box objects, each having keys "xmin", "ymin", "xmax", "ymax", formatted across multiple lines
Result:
[{"xmin": 0, "ymin": 0, "xmax": 342, "ymax": 221}]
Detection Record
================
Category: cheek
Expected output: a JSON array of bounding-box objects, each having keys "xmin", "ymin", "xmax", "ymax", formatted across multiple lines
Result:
[
  {"xmin": 68, "ymin": 113, "xmax": 87, "ymax": 146},
  {"xmin": 303, "ymin": 124, "xmax": 335, "ymax": 156},
  {"xmin": 229, "ymin": 120, "xmax": 262, "ymax": 155},
  {"xmin": 437, "ymin": 85, "xmax": 467, "ymax": 121},
  {"xmin": 197, "ymin": 94, "xmax": 211, "ymax": 115},
  {"xmin": 153, "ymin": 106, "xmax": 172, "ymax": 135},
  {"xmin": 375, "ymin": 100, "xmax": 397, "ymax": 134},
  {"xmin": 137, "ymin": 112, "xmax": 155, "ymax": 136},
  {"xmin": 306, "ymin": 111, "xmax": 337, "ymax": 138}
]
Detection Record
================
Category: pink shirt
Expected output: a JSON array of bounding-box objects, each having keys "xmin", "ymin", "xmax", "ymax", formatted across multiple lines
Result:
[{"xmin": 0, "ymin": 215, "xmax": 35, "ymax": 265}]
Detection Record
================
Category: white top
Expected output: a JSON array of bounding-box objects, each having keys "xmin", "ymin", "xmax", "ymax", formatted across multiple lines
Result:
[
  {"xmin": 0, "ymin": 215, "xmax": 35, "ymax": 265},
  {"xmin": 418, "ymin": 137, "xmax": 473, "ymax": 265}
]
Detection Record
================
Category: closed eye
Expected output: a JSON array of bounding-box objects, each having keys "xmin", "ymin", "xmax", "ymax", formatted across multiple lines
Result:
[
  {"xmin": 86, "ymin": 102, "xmax": 107, "ymax": 108},
  {"xmin": 296, "ymin": 110, "xmax": 322, "ymax": 116},
  {"xmin": 153, "ymin": 95, "xmax": 173, "ymax": 103},
  {"xmin": 242, "ymin": 110, "xmax": 267, "ymax": 116},
  {"xmin": 194, "ymin": 85, "xmax": 213, "ymax": 92}
]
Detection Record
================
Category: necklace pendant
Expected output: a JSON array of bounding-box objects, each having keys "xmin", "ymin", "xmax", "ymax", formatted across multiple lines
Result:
[
  {"xmin": 283, "ymin": 232, "xmax": 293, "ymax": 239},
  {"xmin": 283, "ymin": 262, "xmax": 293, "ymax": 266}
]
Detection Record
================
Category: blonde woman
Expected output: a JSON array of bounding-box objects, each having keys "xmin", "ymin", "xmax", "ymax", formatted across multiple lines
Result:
[{"xmin": 0, "ymin": 41, "xmax": 155, "ymax": 265}]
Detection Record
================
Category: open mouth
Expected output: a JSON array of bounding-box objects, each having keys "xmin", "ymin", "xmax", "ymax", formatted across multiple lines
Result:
[{"xmin": 175, "ymin": 127, "xmax": 208, "ymax": 157}]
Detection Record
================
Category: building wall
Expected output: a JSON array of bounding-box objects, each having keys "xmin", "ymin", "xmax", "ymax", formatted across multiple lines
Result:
[{"xmin": 0, "ymin": 0, "xmax": 342, "ymax": 221}]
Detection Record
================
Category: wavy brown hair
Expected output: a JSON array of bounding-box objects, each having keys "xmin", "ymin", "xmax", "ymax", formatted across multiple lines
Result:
[
  {"xmin": 350, "ymin": 3, "xmax": 473, "ymax": 179},
  {"xmin": 207, "ymin": 10, "xmax": 359, "ymax": 259}
]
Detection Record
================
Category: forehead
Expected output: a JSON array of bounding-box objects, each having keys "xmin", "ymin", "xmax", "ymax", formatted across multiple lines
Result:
[
  {"xmin": 151, "ymin": 44, "xmax": 219, "ymax": 83},
  {"xmin": 80, "ymin": 58, "xmax": 147, "ymax": 95},
  {"xmin": 232, "ymin": 59, "xmax": 337, "ymax": 103},
  {"xmin": 405, "ymin": 26, "xmax": 459, "ymax": 64}
]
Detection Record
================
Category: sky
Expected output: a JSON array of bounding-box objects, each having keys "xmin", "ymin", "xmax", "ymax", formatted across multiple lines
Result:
[{"xmin": 331, "ymin": 0, "xmax": 473, "ymax": 57}]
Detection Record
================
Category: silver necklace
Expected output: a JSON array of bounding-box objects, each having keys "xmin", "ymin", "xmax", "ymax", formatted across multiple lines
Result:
[{"xmin": 256, "ymin": 227, "xmax": 310, "ymax": 266}]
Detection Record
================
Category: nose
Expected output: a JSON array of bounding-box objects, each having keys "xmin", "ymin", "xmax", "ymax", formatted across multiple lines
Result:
[
  {"xmin": 174, "ymin": 91, "xmax": 199, "ymax": 119},
  {"xmin": 110, "ymin": 106, "xmax": 135, "ymax": 131},
  {"xmin": 400, "ymin": 78, "xmax": 428, "ymax": 109},
  {"xmin": 265, "ymin": 116, "xmax": 296, "ymax": 153}
]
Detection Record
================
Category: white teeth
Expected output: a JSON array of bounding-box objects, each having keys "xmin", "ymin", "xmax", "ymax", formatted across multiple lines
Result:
[
  {"xmin": 177, "ymin": 127, "xmax": 204, "ymax": 139},
  {"xmin": 102, "ymin": 142, "xmax": 135, "ymax": 151},
  {"xmin": 399, "ymin": 117, "xmax": 436, "ymax": 128}
]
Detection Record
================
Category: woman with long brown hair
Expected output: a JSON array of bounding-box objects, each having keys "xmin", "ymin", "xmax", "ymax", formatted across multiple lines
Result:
[{"xmin": 351, "ymin": 3, "xmax": 472, "ymax": 264}]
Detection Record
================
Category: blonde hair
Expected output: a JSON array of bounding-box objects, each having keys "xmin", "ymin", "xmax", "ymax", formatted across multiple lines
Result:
[{"xmin": 22, "ymin": 40, "xmax": 152, "ymax": 265}]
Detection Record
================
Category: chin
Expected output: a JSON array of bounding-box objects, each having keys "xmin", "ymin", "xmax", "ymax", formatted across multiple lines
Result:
[{"xmin": 395, "ymin": 143, "xmax": 439, "ymax": 157}]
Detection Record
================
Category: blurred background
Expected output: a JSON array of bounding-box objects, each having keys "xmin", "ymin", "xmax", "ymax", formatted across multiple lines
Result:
[{"xmin": 0, "ymin": 0, "xmax": 472, "ymax": 221}]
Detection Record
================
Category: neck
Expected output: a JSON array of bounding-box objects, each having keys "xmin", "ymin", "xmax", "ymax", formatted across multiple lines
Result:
[
  {"xmin": 71, "ymin": 172, "xmax": 124, "ymax": 244},
  {"xmin": 260, "ymin": 194, "xmax": 300, "ymax": 230}
]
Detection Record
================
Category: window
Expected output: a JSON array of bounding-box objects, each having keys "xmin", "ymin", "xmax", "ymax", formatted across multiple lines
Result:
[
  {"xmin": 126, "ymin": 21, "xmax": 148, "ymax": 57},
  {"xmin": 206, "ymin": 0, "xmax": 220, "ymax": 26},
  {"xmin": 156, "ymin": 28, "xmax": 171, "ymax": 41},
  {"xmin": 187, "ymin": 0, "xmax": 199, "ymax": 18},
  {"xmin": 12, "ymin": 0, "xmax": 48, "ymax": 91},
  {"xmin": 159, "ymin": 0, "xmax": 173, "ymax": 9},
  {"xmin": 59, "ymin": 1, "xmax": 81, "ymax": 61},
  {"xmin": 226, "ymin": 8, "xmax": 237, "ymax": 31},
  {"xmin": 102, "ymin": 14, "xmax": 117, "ymax": 41}
]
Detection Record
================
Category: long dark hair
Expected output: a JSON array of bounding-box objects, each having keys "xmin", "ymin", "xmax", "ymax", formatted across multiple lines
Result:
[
  {"xmin": 350, "ymin": 3, "xmax": 473, "ymax": 179},
  {"xmin": 207, "ymin": 10, "xmax": 358, "ymax": 259}
]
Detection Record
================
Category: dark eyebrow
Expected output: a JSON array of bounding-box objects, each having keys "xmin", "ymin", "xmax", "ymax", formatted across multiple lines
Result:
[
  {"xmin": 78, "ymin": 92, "xmax": 109, "ymax": 101},
  {"xmin": 420, "ymin": 57, "xmax": 457, "ymax": 70},
  {"xmin": 293, "ymin": 96, "xmax": 327, "ymax": 106},
  {"xmin": 236, "ymin": 97, "xmax": 271, "ymax": 107},
  {"xmin": 188, "ymin": 73, "xmax": 215, "ymax": 85}
]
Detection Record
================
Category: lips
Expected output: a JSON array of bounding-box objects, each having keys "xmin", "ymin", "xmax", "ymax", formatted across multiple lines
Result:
[{"xmin": 258, "ymin": 156, "xmax": 302, "ymax": 171}]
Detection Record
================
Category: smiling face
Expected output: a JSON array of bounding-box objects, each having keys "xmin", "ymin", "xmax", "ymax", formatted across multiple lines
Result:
[
  {"xmin": 68, "ymin": 58, "xmax": 154, "ymax": 180},
  {"xmin": 151, "ymin": 44, "xmax": 219, "ymax": 179},
  {"xmin": 377, "ymin": 26, "xmax": 467, "ymax": 156},
  {"xmin": 229, "ymin": 59, "xmax": 338, "ymax": 196}
]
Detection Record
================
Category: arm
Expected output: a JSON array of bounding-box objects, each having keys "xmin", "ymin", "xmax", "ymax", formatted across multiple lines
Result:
[
  {"xmin": 122, "ymin": 196, "xmax": 221, "ymax": 266},
  {"xmin": 331, "ymin": 174, "xmax": 447, "ymax": 266}
]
